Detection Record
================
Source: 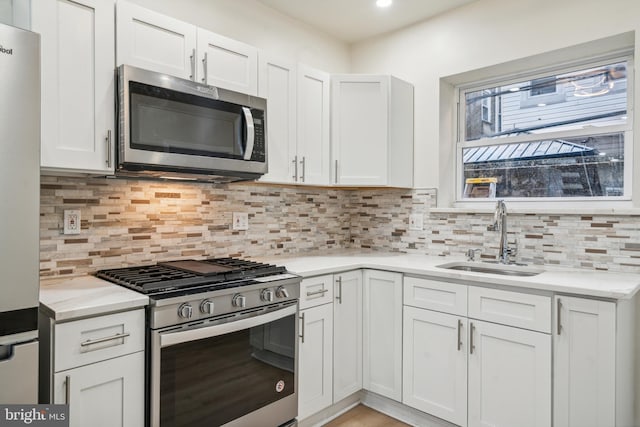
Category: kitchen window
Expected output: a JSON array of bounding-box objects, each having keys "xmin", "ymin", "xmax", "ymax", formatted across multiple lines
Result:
[{"xmin": 457, "ymin": 54, "xmax": 633, "ymax": 202}]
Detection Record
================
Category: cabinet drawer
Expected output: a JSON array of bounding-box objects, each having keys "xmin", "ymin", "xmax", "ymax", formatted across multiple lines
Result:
[
  {"xmin": 468, "ymin": 287, "xmax": 551, "ymax": 333},
  {"xmin": 54, "ymin": 309, "xmax": 145, "ymax": 372},
  {"xmin": 299, "ymin": 275, "xmax": 334, "ymax": 309},
  {"xmin": 404, "ymin": 276, "xmax": 467, "ymax": 316}
]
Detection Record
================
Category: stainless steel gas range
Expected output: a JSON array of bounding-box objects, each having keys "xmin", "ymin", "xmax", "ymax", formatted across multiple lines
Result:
[{"xmin": 97, "ymin": 258, "xmax": 301, "ymax": 427}]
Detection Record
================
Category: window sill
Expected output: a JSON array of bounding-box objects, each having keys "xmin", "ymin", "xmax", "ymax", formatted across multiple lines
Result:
[{"xmin": 431, "ymin": 206, "xmax": 640, "ymax": 216}]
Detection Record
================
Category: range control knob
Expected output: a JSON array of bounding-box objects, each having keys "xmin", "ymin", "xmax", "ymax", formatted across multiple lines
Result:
[
  {"xmin": 261, "ymin": 289, "xmax": 274, "ymax": 302},
  {"xmin": 200, "ymin": 299, "xmax": 214, "ymax": 315},
  {"xmin": 275, "ymin": 286, "xmax": 289, "ymax": 299},
  {"xmin": 178, "ymin": 303, "xmax": 193, "ymax": 319},
  {"xmin": 232, "ymin": 294, "xmax": 246, "ymax": 308}
]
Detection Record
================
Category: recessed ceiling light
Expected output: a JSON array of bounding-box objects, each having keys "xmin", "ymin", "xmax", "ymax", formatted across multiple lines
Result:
[{"xmin": 376, "ymin": 0, "xmax": 393, "ymax": 8}]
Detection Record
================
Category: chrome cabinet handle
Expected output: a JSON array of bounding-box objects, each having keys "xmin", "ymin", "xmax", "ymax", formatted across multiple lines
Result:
[
  {"xmin": 300, "ymin": 157, "xmax": 306, "ymax": 182},
  {"xmin": 292, "ymin": 156, "xmax": 298, "ymax": 181},
  {"xmin": 557, "ymin": 298, "xmax": 562, "ymax": 335},
  {"xmin": 189, "ymin": 48, "xmax": 196, "ymax": 81},
  {"xmin": 335, "ymin": 277, "xmax": 342, "ymax": 304},
  {"xmin": 202, "ymin": 52, "xmax": 208, "ymax": 85},
  {"xmin": 469, "ymin": 322, "xmax": 475, "ymax": 354},
  {"xmin": 80, "ymin": 332, "xmax": 130, "ymax": 347},
  {"xmin": 457, "ymin": 319, "xmax": 463, "ymax": 351},
  {"xmin": 334, "ymin": 160, "xmax": 338, "ymax": 183},
  {"xmin": 65, "ymin": 375, "xmax": 71, "ymax": 404},
  {"xmin": 105, "ymin": 130, "xmax": 112, "ymax": 167},
  {"xmin": 299, "ymin": 312, "xmax": 305, "ymax": 344},
  {"xmin": 306, "ymin": 288, "xmax": 328, "ymax": 297}
]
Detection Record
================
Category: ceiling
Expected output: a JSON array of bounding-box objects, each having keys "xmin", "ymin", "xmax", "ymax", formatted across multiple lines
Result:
[{"xmin": 257, "ymin": 0, "xmax": 477, "ymax": 43}]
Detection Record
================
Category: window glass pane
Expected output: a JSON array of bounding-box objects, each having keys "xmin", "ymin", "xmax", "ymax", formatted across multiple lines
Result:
[
  {"xmin": 462, "ymin": 132, "xmax": 624, "ymax": 198},
  {"xmin": 464, "ymin": 61, "xmax": 627, "ymax": 141}
]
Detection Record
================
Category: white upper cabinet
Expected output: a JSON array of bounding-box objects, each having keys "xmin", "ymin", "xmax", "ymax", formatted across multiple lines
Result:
[
  {"xmin": 197, "ymin": 28, "xmax": 258, "ymax": 96},
  {"xmin": 116, "ymin": 0, "xmax": 197, "ymax": 80},
  {"xmin": 331, "ymin": 75, "xmax": 414, "ymax": 187},
  {"xmin": 34, "ymin": 0, "xmax": 115, "ymax": 173},
  {"xmin": 116, "ymin": 1, "xmax": 258, "ymax": 95},
  {"xmin": 258, "ymin": 54, "xmax": 297, "ymax": 183},
  {"xmin": 297, "ymin": 65, "xmax": 331, "ymax": 185}
]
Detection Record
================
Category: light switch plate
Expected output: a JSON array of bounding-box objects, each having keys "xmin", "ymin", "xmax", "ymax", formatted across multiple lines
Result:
[
  {"xmin": 232, "ymin": 212, "xmax": 249, "ymax": 230},
  {"xmin": 63, "ymin": 209, "xmax": 81, "ymax": 235},
  {"xmin": 409, "ymin": 213, "xmax": 424, "ymax": 231}
]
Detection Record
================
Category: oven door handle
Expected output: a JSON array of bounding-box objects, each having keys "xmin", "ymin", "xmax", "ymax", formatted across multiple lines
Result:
[{"xmin": 160, "ymin": 304, "xmax": 297, "ymax": 348}]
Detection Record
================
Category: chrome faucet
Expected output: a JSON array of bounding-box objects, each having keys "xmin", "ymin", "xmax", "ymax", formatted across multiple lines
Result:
[{"xmin": 487, "ymin": 200, "xmax": 515, "ymax": 263}]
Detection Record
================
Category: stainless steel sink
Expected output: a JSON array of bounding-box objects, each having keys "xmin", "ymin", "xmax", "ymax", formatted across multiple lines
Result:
[{"xmin": 436, "ymin": 262, "xmax": 543, "ymax": 277}]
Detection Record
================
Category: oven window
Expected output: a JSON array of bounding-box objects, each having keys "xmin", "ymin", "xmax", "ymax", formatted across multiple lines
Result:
[
  {"xmin": 160, "ymin": 314, "xmax": 295, "ymax": 426},
  {"xmin": 129, "ymin": 81, "xmax": 247, "ymax": 159}
]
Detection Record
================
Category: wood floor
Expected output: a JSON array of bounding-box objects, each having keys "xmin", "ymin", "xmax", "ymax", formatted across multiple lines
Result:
[{"xmin": 323, "ymin": 405, "xmax": 410, "ymax": 427}]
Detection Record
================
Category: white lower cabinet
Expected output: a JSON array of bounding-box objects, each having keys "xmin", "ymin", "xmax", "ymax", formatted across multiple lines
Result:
[
  {"xmin": 403, "ymin": 306, "xmax": 468, "ymax": 426},
  {"xmin": 39, "ymin": 309, "xmax": 145, "ymax": 427},
  {"xmin": 363, "ymin": 270, "xmax": 403, "ymax": 401},
  {"xmin": 554, "ymin": 295, "xmax": 616, "ymax": 427},
  {"xmin": 53, "ymin": 352, "xmax": 144, "ymax": 427},
  {"xmin": 468, "ymin": 320, "xmax": 551, "ymax": 427},
  {"xmin": 403, "ymin": 276, "xmax": 551, "ymax": 427},
  {"xmin": 298, "ymin": 301, "xmax": 333, "ymax": 419},
  {"xmin": 333, "ymin": 271, "xmax": 363, "ymax": 402}
]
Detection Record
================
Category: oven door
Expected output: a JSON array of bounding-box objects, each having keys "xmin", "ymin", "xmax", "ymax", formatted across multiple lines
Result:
[{"xmin": 150, "ymin": 302, "xmax": 298, "ymax": 427}]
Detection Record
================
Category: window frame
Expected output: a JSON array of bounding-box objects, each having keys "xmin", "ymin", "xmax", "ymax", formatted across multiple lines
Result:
[{"xmin": 455, "ymin": 52, "xmax": 634, "ymax": 206}]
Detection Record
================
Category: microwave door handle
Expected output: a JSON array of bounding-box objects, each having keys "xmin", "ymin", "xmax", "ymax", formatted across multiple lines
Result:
[
  {"xmin": 160, "ymin": 303, "xmax": 297, "ymax": 348},
  {"xmin": 242, "ymin": 107, "xmax": 255, "ymax": 160}
]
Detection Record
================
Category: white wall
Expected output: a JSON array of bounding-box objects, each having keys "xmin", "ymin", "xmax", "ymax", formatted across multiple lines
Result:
[
  {"xmin": 350, "ymin": 0, "xmax": 640, "ymax": 200},
  {"xmin": 127, "ymin": 0, "xmax": 350, "ymax": 73}
]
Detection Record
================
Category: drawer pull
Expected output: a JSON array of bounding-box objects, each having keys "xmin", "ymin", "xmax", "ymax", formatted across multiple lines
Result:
[
  {"xmin": 457, "ymin": 319, "xmax": 463, "ymax": 351},
  {"xmin": 306, "ymin": 289, "xmax": 329, "ymax": 297},
  {"xmin": 80, "ymin": 332, "xmax": 130, "ymax": 347},
  {"xmin": 336, "ymin": 277, "xmax": 343, "ymax": 304},
  {"xmin": 299, "ymin": 313, "xmax": 305, "ymax": 344}
]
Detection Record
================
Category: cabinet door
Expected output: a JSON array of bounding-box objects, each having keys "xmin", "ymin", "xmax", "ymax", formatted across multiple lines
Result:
[
  {"xmin": 258, "ymin": 54, "xmax": 297, "ymax": 183},
  {"xmin": 298, "ymin": 303, "xmax": 333, "ymax": 420},
  {"xmin": 116, "ymin": 0, "xmax": 197, "ymax": 79},
  {"xmin": 554, "ymin": 296, "xmax": 615, "ymax": 427},
  {"xmin": 403, "ymin": 307, "xmax": 467, "ymax": 427},
  {"xmin": 333, "ymin": 270, "xmax": 363, "ymax": 402},
  {"xmin": 197, "ymin": 28, "xmax": 258, "ymax": 95},
  {"xmin": 468, "ymin": 320, "xmax": 551, "ymax": 427},
  {"xmin": 297, "ymin": 64, "xmax": 331, "ymax": 185},
  {"xmin": 34, "ymin": 0, "xmax": 115, "ymax": 173},
  {"xmin": 332, "ymin": 75, "xmax": 389, "ymax": 185},
  {"xmin": 362, "ymin": 270, "xmax": 402, "ymax": 402},
  {"xmin": 53, "ymin": 352, "xmax": 144, "ymax": 427}
]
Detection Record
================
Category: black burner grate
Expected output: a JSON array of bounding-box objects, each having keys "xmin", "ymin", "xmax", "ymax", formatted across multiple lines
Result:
[{"xmin": 96, "ymin": 258, "xmax": 287, "ymax": 295}]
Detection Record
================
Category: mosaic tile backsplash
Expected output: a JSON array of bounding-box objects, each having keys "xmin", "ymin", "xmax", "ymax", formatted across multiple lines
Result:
[{"xmin": 40, "ymin": 176, "xmax": 640, "ymax": 277}]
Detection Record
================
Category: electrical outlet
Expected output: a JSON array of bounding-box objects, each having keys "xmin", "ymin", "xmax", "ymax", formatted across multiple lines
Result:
[
  {"xmin": 63, "ymin": 210, "xmax": 81, "ymax": 235},
  {"xmin": 409, "ymin": 213, "xmax": 424, "ymax": 231},
  {"xmin": 232, "ymin": 212, "xmax": 249, "ymax": 230}
]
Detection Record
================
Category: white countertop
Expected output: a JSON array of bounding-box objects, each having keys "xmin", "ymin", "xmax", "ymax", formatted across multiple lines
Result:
[
  {"xmin": 38, "ymin": 251, "xmax": 640, "ymax": 321},
  {"xmin": 260, "ymin": 251, "xmax": 640, "ymax": 300},
  {"xmin": 40, "ymin": 275, "xmax": 149, "ymax": 322}
]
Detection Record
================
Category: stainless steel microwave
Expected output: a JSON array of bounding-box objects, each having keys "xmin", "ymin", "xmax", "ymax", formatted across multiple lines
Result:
[{"xmin": 116, "ymin": 65, "xmax": 267, "ymax": 182}]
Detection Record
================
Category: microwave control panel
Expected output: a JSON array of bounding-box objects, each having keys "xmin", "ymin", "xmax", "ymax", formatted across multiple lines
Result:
[{"xmin": 250, "ymin": 108, "xmax": 266, "ymax": 162}]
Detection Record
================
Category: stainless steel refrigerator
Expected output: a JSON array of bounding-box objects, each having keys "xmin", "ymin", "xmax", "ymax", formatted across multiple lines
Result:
[{"xmin": 0, "ymin": 22, "xmax": 40, "ymax": 404}]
